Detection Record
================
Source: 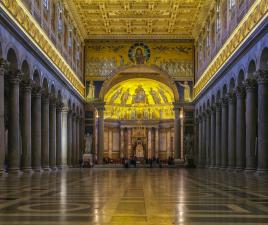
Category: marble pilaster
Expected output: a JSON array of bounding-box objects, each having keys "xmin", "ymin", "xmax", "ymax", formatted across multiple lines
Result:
[
  {"xmin": 32, "ymin": 86, "xmax": 42, "ymax": 171},
  {"xmin": 67, "ymin": 110, "xmax": 72, "ymax": 167},
  {"xmin": 210, "ymin": 105, "xmax": 216, "ymax": 167},
  {"xmin": 41, "ymin": 93, "xmax": 50, "ymax": 170},
  {"xmin": 148, "ymin": 128, "xmax": 152, "ymax": 159},
  {"xmin": 221, "ymin": 97, "xmax": 228, "ymax": 168},
  {"xmin": 245, "ymin": 78, "xmax": 257, "ymax": 171},
  {"xmin": 198, "ymin": 116, "xmax": 202, "ymax": 166},
  {"xmin": 76, "ymin": 116, "xmax": 80, "ymax": 166},
  {"xmin": 49, "ymin": 97, "xmax": 57, "ymax": 169},
  {"xmin": 155, "ymin": 128, "xmax": 159, "ymax": 159},
  {"xmin": 72, "ymin": 113, "xmax": 77, "ymax": 167},
  {"xmin": 0, "ymin": 61, "xmax": 6, "ymax": 173},
  {"xmin": 201, "ymin": 113, "xmax": 206, "ymax": 167},
  {"xmin": 256, "ymin": 70, "xmax": 268, "ymax": 172},
  {"xmin": 236, "ymin": 85, "xmax": 246, "ymax": 170},
  {"xmin": 120, "ymin": 128, "xmax": 124, "ymax": 158},
  {"xmin": 205, "ymin": 109, "xmax": 211, "ymax": 167},
  {"xmin": 21, "ymin": 79, "xmax": 32, "ymax": 171},
  {"xmin": 173, "ymin": 103, "xmax": 180, "ymax": 159},
  {"xmin": 194, "ymin": 118, "xmax": 199, "ymax": 166},
  {"xmin": 227, "ymin": 93, "xmax": 236, "ymax": 169},
  {"xmin": 7, "ymin": 71, "xmax": 21, "ymax": 171},
  {"xmin": 127, "ymin": 128, "xmax": 131, "ymax": 158},
  {"xmin": 215, "ymin": 102, "xmax": 222, "ymax": 168},
  {"xmin": 108, "ymin": 128, "xmax": 113, "ymax": 159},
  {"xmin": 56, "ymin": 102, "xmax": 63, "ymax": 168},
  {"xmin": 96, "ymin": 103, "xmax": 105, "ymax": 164},
  {"xmin": 61, "ymin": 108, "xmax": 68, "ymax": 168}
]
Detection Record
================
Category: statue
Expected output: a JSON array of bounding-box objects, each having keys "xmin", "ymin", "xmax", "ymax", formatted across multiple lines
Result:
[
  {"xmin": 133, "ymin": 85, "xmax": 147, "ymax": 104},
  {"xmin": 86, "ymin": 80, "xmax": 95, "ymax": 100},
  {"xmin": 135, "ymin": 140, "xmax": 144, "ymax": 158},
  {"xmin": 179, "ymin": 81, "xmax": 191, "ymax": 102},
  {"xmin": 121, "ymin": 88, "xmax": 130, "ymax": 105},
  {"xmin": 119, "ymin": 55, "xmax": 124, "ymax": 66},
  {"xmin": 150, "ymin": 88, "xmax": 161, "ymax": 104},
  {"xmin": 84, "ymin": 133, "xmax": 92, "ymax": 154},
  {"xmin": 135, "ymin": 48, "xmax": 145, "ymax": 64}
]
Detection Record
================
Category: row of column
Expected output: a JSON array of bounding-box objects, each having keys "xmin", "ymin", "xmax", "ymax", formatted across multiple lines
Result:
[
  {"xmin": 196, "ymin": 70, "xmax": 268, "ymax": 172},
  {"xmin": 67, "ymin": 109, "xmax": 83, "ymax": 167},
  {"xmin": 0, "ymin": 63, "xmax": 83, "ymax": 173},
  {"xmin": 118, "ymin": 127, "xmax": 160, "ymax": 159}
]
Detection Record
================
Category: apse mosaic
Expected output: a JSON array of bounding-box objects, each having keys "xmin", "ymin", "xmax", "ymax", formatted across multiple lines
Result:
[
  {"xmin": 104, "ymin": 78, "xmax": 175, "ymax": 120},
  {"xmin": 85, "ymin": 40, "xmax": 194, "ymax": 80}
]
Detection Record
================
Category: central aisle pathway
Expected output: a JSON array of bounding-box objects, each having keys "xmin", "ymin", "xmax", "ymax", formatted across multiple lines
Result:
[{"xmin": 0, "ymin": 168, "xmax": 268, "ymax": 225}]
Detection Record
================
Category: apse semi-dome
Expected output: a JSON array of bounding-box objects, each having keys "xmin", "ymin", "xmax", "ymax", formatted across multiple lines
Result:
[{"xmin": 104, "ymin": 78, "xmax": 175, "ymax": 120}]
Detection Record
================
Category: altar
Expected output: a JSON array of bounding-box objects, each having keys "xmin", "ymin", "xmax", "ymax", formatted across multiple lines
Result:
[{"xmin": 135, "ymin": 140, "xmax": 144, "ymax": 158}]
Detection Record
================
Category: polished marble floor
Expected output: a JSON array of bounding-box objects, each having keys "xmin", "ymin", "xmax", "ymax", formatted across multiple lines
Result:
[{"xmin": 0, "ymin": 168, "xmax": 268, "ymax": 225}]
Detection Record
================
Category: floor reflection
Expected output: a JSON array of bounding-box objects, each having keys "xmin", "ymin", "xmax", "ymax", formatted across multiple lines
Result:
[{"xmin": 0, "ymin": 168, "xmax": 268, "ymax": 225}]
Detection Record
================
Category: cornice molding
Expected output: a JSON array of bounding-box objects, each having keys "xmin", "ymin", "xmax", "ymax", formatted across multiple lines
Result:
[
  {"xmin": 193, "ymin": 0, "xmax": 268, "ymax": 99},
  {"xmin": 0, "ymin": 0, "xmax": 85, "ymax": 98}
]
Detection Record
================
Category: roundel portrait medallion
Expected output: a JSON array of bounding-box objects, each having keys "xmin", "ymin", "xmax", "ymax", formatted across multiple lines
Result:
[{"xmin": 128, "ymin": 42, "xmax": 151, "ymax": 65}]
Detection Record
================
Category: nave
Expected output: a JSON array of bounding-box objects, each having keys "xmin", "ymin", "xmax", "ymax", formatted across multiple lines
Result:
[{"xmin": 0, "ymin": 169, "xmax": 267, "ymax": 225}]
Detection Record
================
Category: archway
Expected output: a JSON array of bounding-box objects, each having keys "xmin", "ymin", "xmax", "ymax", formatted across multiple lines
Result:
[{"xmin": 95, "ymin": 65, "xmax": 181, "ymax": 163}]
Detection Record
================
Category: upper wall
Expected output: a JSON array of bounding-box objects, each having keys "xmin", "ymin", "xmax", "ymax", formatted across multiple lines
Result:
[
  {"xmin": 21, "ymin": 0, "xmax": 84, "ymax": 80},
  {"xmin": 194, "ymin": 0, "xmax": 268, "ymax": 98},
  {"xmin": 84, "ymin": 40, "xmax": 195, "ymax": 102},
  {"xmin": 195, "ymin": 0, "xmax": 256, "ymax": 80}
]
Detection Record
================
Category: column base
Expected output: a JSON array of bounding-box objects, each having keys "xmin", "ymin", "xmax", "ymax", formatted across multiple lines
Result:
[
  {"xmin": 234, "ymin": 167, "xmax": 244, "ymax": 172},
  {"xmin": 244, "ymin": 168, "xmax": 256, "ymax": 174},
  {"xmin": 0, "ymin": 169, "xmax": 7, "ymax": 176},
  {"xmin": 50, "ymin": 166, "xmax": 58, "ymax": 171},
  {"xmin": 7, "ymin": 169, "xmax": 23, "ymax": 175},
  {"xmin": 32, "ymin": 167, "xmax": 43, "ymax": 173},
  {"xmin": 22, "ymin": 168, "xmax": 33, "ymax": 174},
  {"xmin": 256, "ymin": 169, "xmax": 268, "ymax": 175}
]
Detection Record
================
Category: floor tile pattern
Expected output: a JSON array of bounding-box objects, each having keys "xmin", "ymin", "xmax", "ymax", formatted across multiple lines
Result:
[{"xmin": 0, "ymin": 169, "xmax": 268, "ymax": 225}]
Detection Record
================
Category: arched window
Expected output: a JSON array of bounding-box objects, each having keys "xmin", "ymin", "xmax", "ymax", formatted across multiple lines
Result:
[
  {"xmin": 57, "ymin": 3, "xmax": 63, "ymax": 33},
  {"xmin": 229, "ymin": 0, "xmax": 235, "ymax": 9},
  {"xmin": 43, "ymin": 0, "xmax": 49, "ymax": 10},
  {"xmin": 216, "ymin": 0, "xmax": 221, "ymax": 33}
]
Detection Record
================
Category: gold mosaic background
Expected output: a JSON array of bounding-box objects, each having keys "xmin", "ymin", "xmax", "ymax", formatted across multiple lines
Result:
[{"xmin": 85, "ymin": 40, "xmax": 194, "ymax": 80}]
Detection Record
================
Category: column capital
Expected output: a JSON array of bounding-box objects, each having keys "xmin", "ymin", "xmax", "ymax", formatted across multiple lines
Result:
[
  {"xmin": 32, "ymin": 84, "xmax": 42, "ymax": 97},
  {"xmin": 21, "ymin": 78, "xmax": 33, "ymax": 91},
  {"xmin": 210, "ymin": 103, "xmax": 216, "ymax": 111},
  {"xmin": 221, "ymin": 97, "xmax": 228, "ymax": 107},
  {"xmin": 93, "ymin": 101, "xmax": 105, "ymax": 111},
  {"xmin": 255, "ymin": 70, "xmax": 268, "ymax": 84},
  {"xmin": 0, "ymin": 59, "xmax": 8, "ymax": 76},
  {"xmin": 41, "ymin": 91, "xmax": 50, "ymax": 104},
  {"xmin": 72, "ymin": 112, "xmax": 77, "ymax": 118},
  {"xmin": 49, "ymin": 95, "xmax": 57, "ymax": 106},
  {"xmin": 215, "ymin": 102, "xmax": 221, "ymax": 111},
  {"xmin": 8, "ymin": 70, "xmax": 22, "ymax": 84},
  {"xmin": 173, "ymin": 101, "xmax": 180, "ymax": 111},
  {"xmin": 56, "ymin": 101, "xmax": 64, "ymax": 112},
  {"xmin": 227, "ymin": 92, "xmax": 236, "ymax": 104},
  {"xmin": 236, "ymin": 85, "xmax": 246, "ymax": 98},
  {"xmin": 244, "ymin": 78, "xmax": 257, "ymax": 92}
]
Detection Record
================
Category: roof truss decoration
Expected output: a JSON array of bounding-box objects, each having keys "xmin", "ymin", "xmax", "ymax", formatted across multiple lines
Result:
[{"xmin": 63, "ymin": 0, "xmax": 213, "ymax": 40}]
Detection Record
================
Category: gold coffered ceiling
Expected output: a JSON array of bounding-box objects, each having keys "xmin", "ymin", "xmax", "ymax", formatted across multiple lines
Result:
[{"xmin": 63, "ymin": 0, "xmax": 213, "ymax": 39}]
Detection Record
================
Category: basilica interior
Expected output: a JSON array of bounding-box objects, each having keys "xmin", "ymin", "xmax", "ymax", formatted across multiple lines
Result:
[{"xmin": 0, "ymin": 0, "xmax": 268, "ymax": 224}]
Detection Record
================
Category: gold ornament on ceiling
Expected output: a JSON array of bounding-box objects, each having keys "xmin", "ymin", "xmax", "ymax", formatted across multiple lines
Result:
[{"xmin": 63, "ymin": 0, "xmax": 213, "ymax": 39}]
